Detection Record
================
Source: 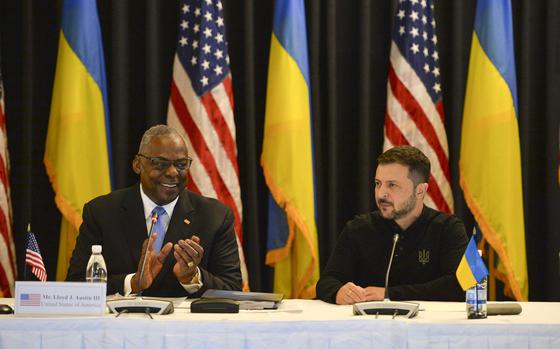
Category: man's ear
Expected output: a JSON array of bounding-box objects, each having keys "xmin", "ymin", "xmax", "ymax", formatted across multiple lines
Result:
[
  {"xmin": 132, "ymin": 157, "xmax": 141, "ymax": 175},
  {"xmin": 416, "ymin": 183, "xmax": 428, "ymax": 197}
]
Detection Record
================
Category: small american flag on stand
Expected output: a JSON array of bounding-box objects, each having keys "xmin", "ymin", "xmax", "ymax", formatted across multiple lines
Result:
[
  {"xmin": 25, "ymin": 225, "xmax": 47, "ymax": 282},
  {"xmin": 384, "ymin": 0, "xmax": 453, "ymax": 213},
  {"xmin": 167, "ymin": 0, "xmax": 249, "ymax": 289}
]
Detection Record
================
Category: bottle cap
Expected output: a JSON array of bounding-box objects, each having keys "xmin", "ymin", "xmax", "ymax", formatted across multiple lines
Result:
[{"xmin": 92, "ymin": 245, "xmax": 102, "ymax": 253}]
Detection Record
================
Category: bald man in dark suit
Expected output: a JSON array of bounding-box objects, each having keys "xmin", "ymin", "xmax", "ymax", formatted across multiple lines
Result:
[{"xmin": 66, "ymin": 125, "xmax": 241, "ymax": 296}]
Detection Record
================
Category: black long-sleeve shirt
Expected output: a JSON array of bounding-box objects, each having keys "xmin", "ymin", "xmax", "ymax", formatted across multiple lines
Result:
[{"xmin": 316, "ymin": 206, "xmax": 468, "ymax": 303}]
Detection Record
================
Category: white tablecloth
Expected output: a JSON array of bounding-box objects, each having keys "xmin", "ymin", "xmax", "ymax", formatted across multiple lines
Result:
[{"xmin": 0, "ymin": 299, "xmax": 559, "ymax": 349}]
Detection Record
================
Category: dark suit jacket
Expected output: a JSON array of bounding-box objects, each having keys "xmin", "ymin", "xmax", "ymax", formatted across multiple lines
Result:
[{"xmin": 66, "ymin": 184, "xmax": 242, "ymax": 297}]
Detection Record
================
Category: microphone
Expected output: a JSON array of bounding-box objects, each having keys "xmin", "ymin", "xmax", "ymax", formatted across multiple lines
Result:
[
  {"xmin": 353, "ymin": 233, "xmax": 419, "ymax": 318},
  {"xmin": 383, "ymin": 233, "xmax": 399, "ymax": 301},
  {"xmin": 106, "ymin": 210, "xmax": 174, "ymax": 317},
  {"xmin": 137, "ymin": 210, "xmax": 159, "ymax": 296}
]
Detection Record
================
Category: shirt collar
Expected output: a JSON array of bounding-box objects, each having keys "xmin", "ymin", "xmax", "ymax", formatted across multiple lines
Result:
[
  {"xmin": 381, "ymin": 205, "xmax": 428, "ymax": 234},
  {"xmin": 139, "ymin": 184, "xmax": 179, "ymax": 219}
]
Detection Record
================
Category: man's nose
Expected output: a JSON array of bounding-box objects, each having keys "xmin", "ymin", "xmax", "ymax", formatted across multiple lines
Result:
[
  {"xmin": 164, "ymin": 164, "xmax": 180, "ymax": 176},
  {"xmin": 376, "ymin": 185, "xmax": 388, "ymax": 198}
]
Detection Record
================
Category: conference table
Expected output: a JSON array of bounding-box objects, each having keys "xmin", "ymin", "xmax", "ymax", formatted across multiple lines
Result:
[{"xmin": 0, "ymin": 298, "xmax": 558, "ymax": 348}]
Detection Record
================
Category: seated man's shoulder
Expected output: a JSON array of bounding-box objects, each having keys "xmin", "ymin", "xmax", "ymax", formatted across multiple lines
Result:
[
  {"xmin": 85, "ymin": 186, "xmax": 134, "ymax": 210},
  {"xmin": 425, "ymin": 207, "xmax": 463, "ymax": 227},
  {"xmin": 424, "ymin": 207, "xmax": 467, "ymax": 241},
  {"xmin": 187, "ymin": 190, "xmax": 231, "ymax": 213},
  {"xmin": 345, "ymin": 212, "xmax": 376, "ymax": 232}
]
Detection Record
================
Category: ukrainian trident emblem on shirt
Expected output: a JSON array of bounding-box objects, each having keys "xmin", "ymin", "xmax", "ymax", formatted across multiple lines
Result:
[{"xmin": 418, "ymin": 249, "xmax": 430, "ymax": 265}]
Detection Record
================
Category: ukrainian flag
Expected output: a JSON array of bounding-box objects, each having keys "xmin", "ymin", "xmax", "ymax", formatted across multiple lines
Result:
[
  {"xmin": 459, "ymin": 0, "xmax": 527, "ymax": 300},
  {"xmin": 44, "ymin": 0, "xmax": 112, "ymax": 280},
  {"xmin": 456, "ymin": 234, "xmax": 489, "ymax": 291},
  {"xmin": 261, "ymin": 0, "xmax": 319, "ymax": 299}
]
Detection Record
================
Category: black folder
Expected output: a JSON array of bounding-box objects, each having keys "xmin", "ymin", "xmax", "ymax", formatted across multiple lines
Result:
[{"xmin": 201, "ymin": 289, "xmax": 284, "ymax": 309}]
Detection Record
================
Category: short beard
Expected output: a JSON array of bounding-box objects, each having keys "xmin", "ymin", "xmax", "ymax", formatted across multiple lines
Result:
[{"xmin": 381, "ymin": 191, "xmax": 417, "ymax": 220}]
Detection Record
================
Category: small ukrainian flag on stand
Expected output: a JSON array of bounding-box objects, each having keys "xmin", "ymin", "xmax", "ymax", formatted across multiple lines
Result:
[{"xmin": 456, "ymin": 229, "xmax": 489, "ymax": 290}]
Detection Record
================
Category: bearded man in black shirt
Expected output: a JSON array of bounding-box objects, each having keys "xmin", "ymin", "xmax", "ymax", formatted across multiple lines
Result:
[{"xmin": 316, "ymin": 145, "xmax": 468, "ymax": 304}]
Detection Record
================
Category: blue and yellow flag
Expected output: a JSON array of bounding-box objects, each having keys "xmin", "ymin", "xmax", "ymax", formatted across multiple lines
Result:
[
  {"xmin": 459, "ymin": 0, "xmax": 527, "ymax": 300},
  {"xmin": 456, "ymin": 234, "xmax": 489, "ymax": 291},
  {"xmin": 44, "ymin": 0, "xmax": 112, "ymax": 280},
  {"xmin": 261, "ymin": 0, "xmax": 319, "ymax": 299}
]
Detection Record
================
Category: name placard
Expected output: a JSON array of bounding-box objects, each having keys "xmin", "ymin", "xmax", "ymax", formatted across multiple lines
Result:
[{"xmin": 15, "ymin": 281, "xmax": 106, "ymax": 316}]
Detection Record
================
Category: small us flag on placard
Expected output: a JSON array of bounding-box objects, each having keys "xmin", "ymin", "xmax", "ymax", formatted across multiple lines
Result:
[
  {"xmin": 25, "ymin": 227, "xmax": 47, "ymax": 282},
  {"xmin": 20, "ymin": 293, "xmax": 41, "ymax": 306}
]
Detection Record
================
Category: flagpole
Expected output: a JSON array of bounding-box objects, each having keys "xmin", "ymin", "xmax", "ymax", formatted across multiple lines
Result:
[
  {"xmin": 489, "ymin": 248, "xmax": 496, "ymax": 301},
  {"xmin": 23, "ymin": 223, "xmax": 31, "ymax": 281},
  {"xmin": 473, "ymin": 227, "xmax": 478, "ymax": 310}
]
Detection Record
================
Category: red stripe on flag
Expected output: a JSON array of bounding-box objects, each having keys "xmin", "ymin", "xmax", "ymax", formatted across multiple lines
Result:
[
  {"xmin": 435, "ymin": 100, "xmax": 445, "ymax": 123},
  {"xmin": 222, "ymin": 76, "xmax": 235, "ymax": 111},
  {"xmin": 385, "ymin": 112, "xmax": 408, "ymax": 145},
  {"xmin": 0, "ymin": 76, "xmax": 15, "ymax": 295},
  {"xmin": 31, "ymin": 268, "xmax": 47, "ymax": 282},
  {"xmin": 0, "ymin": 157, "xmax": 9, "ymax": 194},
  {"xmin": 388, "ymin": 63, "xmax": 451, "ymax": 181},
  {"xmin": 385, "ymin": 116, "xmax": 451, "ymax": 213},
  {"xmin": 28, "ymin": 264, "xmax": 45, "ymax": 273},
  {"xmin": 200, "ymin": 92, "xmax": 239, "ymax": 175},
  {"xmin": 0, "ymin": 263, "xmax": 9, "ymax": 297},
  {"xmin": 0, "ymin": 103, "xmax": 5, "ymax": 126},
  {"xmin": 0, "ymin": 156, "xmax": 14, "ymax": 296},
  {"xmin": 0, "ymin": 103, "xmax": 10, "ymax": 200},
  {"xmin": 26, "ymin": 255, "xmax": 47, "ymax": 282},
  {"xmin": 0, "ymin": 207, "xmax": 15, "ymax": 271},
  {"xmin": 26, "ymin": 252, "xmax": 44, "ymax": 265},
  {"xmin": 186, "ymin": 172, "xmax": 201, "ymax": 195},
  {"xmin": 170, "ymin": 81, "xmax": 243, "ymax": 239},
  {"xmin": 427, "ymin": 174, "xmax": 451, "ymax": 213}
]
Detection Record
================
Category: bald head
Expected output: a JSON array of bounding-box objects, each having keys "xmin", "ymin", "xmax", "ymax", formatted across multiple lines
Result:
[{"xmin": 138, "ymin": 125, "xmax": 186, "ymax": 154}]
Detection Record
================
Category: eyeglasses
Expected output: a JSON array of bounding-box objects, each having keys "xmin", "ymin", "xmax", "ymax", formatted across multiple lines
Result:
[{"xmin": 136, "ymin": 154, "xmax": 193, "ymax": 171}]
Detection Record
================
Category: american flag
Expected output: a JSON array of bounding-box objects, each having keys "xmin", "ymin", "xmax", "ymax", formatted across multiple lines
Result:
[
  {"xmin": 167, "ymin": 0, "xmax": 248, "ymax": 288},
  {"xmin": 383, "ymin": 0, "xmax": 453, "ymax": 213},
  {"xmin": 20, "ymin": 293, "xmax": 41, "ymax": 306},
  {"xmin": 25, "ymin": 230, "xmax": 47, "ymax": 282},
  {"xmin": 0, "ymin": 56, "xmax": 16, "ymax": 297}
]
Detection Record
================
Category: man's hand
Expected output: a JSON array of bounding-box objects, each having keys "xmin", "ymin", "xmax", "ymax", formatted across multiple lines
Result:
[
  {"xmin": 131, "ymin": 233, "xmax": 172, "ymax": 294},
  {"xmin": 364, "ymin": 286, "xmax": 385, "ymax": 301},
  {"xmin": 173, "ymin": 235, "xmax": 204, "ymax": 284},
  {"xmin": 335, "ymin": 282, "xmax": 367, "ymax": 305}
]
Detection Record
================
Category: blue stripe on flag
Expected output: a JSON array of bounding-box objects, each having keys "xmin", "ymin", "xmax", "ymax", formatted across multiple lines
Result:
[
  {"xmin": 61, "ymin": 0, "xmax": 107, "ymax": 94},
  {"xmin": 474, "ymin": 0, "xmax": 518, "ymax": 115},
  {"xmin": 60, "ymin": 0, "xmax": 113, "ymax": 187},
  {"xmin": 272, "ymin": 0, "xmax": 310, "ymax": 87},
  {"xmin": 465, "ymin": 236, "xmax": 489, "ymax": 283},
  {"xmin": 267, "ymin": 194, "xmax": 289, "ymax": 250}
]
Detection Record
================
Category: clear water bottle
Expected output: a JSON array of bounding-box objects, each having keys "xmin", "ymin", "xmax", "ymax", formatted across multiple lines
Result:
[
  {"xmin": 86, "ymin": 245, "xmax": 107, "ymax": 283},
  {"xmin": 466, "ymin": 250, "xmax": 487, "ymax": 319}
]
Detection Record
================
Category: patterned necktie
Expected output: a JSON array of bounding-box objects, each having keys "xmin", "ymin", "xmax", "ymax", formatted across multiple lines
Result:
[{"xmin": 151, "ymin": 206, "xmax": 167, "ymax": 253}]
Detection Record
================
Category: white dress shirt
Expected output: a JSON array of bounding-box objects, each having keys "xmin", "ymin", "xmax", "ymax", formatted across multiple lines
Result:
[{"xmin": 123, "ymin": 184, "xmax": 202, "ymax": 295}]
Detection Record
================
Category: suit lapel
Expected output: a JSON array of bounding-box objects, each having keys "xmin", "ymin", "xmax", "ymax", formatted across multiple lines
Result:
[{"xmin": 121, "ymin": 184, "xmax": 149, "ymax": 267}]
